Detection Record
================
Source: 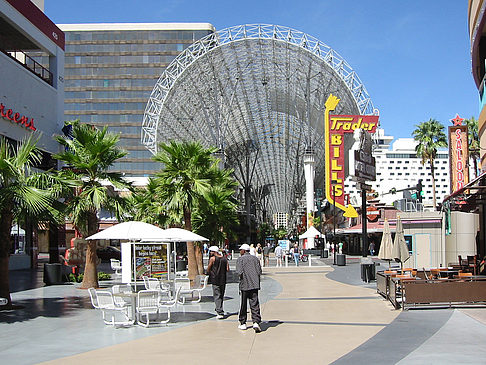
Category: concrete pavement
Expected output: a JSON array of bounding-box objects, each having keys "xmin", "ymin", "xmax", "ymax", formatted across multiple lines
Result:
[{"xmin": 1, "ymin": 256, "xmax": 486, "ymax": 364}]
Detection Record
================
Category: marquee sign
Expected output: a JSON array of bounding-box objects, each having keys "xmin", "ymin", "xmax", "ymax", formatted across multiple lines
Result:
[
  {"xmin": 448, "ymin": 115, "xmax": 469, "ymax": 193},
  {"xmin": 324, "ymin": 94, "xmax": 378, "ymax": 217},
  {"xmin": 0, "ymin": 103, "xmax": 37, "ymax": 131}
]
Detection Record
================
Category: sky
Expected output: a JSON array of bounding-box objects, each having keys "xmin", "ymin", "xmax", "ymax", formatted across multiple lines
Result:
[{"xmin": 44, "ymin": 0, "xmax": 478, "ymax": 141}]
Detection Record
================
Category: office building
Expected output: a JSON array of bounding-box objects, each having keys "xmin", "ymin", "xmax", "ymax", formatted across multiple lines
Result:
[
  {"xmin": 59, "ymin": 23, "xmax": 215, "ymax": 176},
  {"xmin": 0, "ymin": 0, "xmax": 65, "ymax": 268}
]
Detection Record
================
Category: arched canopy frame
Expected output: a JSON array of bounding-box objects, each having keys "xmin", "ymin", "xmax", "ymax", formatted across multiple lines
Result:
[{"xmin": 142, "ymin": 24, "xmax": 375, "ymax": 217}]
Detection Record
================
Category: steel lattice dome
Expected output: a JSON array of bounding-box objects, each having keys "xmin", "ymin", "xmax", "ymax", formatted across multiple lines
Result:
[{"xmin": 142, "ymin": 24, "xmax": 374, "ymax": 219}]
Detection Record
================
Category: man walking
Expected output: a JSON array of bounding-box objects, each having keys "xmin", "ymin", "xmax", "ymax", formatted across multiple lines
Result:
[
  {"xmin": 236, "ymin": 243, "xmax": 262, "ymax": 332},
  {"xmin": 206, "ymin": 246, "xmax": 229, "ymax": 319},
  {"xmin": 263, "ymin": 243, "xmax": 271, "ymax": 267},
  {"xmin": 274, "ymin": 243, "xmax": 283, "ymax": 267}
]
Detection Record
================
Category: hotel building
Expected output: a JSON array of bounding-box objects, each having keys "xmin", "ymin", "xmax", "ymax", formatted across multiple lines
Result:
[{"xmin": 59, "ymin": 23, "xmax": 215, "ymax": 177}]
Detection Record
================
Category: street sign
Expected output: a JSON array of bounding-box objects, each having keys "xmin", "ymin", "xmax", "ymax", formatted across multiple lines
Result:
[{"xmin": 353, "ymin": 150, "xmax": 376, "ymax": 181}]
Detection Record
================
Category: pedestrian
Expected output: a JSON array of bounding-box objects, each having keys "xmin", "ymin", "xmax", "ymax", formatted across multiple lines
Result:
[
  {"xmin": 256, "ymin": 243, "xmax": 263, "ymax": 264},
  {"xmin": 292, "ymin": 243, "xmax": 300, "ymax": 266},
  {"xmin": 236, "ymin": 243, "xmax": 262, "ymax": 332},
  {"xmin": 263, "ymin": 243, "xmax": 271, "ymax": 267},
  {"xmin": 206, "ymin": 245, "xmax": 229, "ymax": 319},
  {"xmin": 249, "ymin": 243, "xmax": 256, "ymax": 256},
  {"xmin": 203, "ymin": 242, "xmax": 208, "ymax": 257},
  {"xmin": 369, "ymin": 241, "xmax": 375, "ymax": 256},
  {"xmin": 338, "ymin": 241, "xmax": 343, "ymax": 254},
  {"xmin": 274, "ymin": 243, "xmax": 283, "ymax": 267}
]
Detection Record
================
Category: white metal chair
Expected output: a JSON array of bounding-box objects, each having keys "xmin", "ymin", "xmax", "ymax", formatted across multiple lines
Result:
[
  {"xmin": 110, "ymin": 259, "xmax": 122, "ymax": 276},
  {"xmin": 174, "ymin": 277, "xmax": 191, "ymax": 304},
  {"xmin": 136, "ymin": 287, "xmax": 181, "ymax": 326},
  {"xmin": 112, "ymin": 284, "xmax": 133, "ymax": 307},
  {"xmin": 174, "ymin": 275, "xmax": 208, "ymax": 304},
  {"xmin": 190, "ymin": 275, "xmax": 209, "ymax": 303},
  {"xmin": 143, "ymin": 276, "xmax": 172, "ymax": 300},
  {"xmin": 90, "ymin": 288, "xmax": 132, "ymax": 327},
  {"xmin": 143, "ymin": 276, "xmax": 161, "ymax": 290}
]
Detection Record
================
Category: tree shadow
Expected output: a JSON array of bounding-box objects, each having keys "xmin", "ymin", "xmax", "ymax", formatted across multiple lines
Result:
[{"xmin": 0, "ymin": 296, "xmax": 91, "ymax": 324}]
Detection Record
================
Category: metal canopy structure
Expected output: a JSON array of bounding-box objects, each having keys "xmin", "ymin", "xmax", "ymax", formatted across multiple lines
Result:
[{"xmin": 142, "ymin": 24, "xmax": 374, "ymax": 218}]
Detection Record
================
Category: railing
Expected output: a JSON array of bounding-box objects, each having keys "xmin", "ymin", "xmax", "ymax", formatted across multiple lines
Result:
[{"xmin": 0, "ymin": 36, "xmax": 53, "ymax": 86}]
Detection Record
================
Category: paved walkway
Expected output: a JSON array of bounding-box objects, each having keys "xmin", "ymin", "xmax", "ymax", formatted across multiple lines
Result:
[{"xmin": 1, "ymin": 256, "xmax": 486, "ymax": 364}]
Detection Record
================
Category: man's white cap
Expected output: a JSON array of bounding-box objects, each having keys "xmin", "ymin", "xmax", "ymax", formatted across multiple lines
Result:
[
  {"xmin": 239, "ymin": 243, "xmax": 250, "ymax": 251},
  {"xmin": 209, "ymin": 246, "xmax": 219, "ymax": 252}
]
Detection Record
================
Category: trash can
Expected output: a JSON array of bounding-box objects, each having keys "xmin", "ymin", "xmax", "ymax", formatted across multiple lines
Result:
[
  {"xmin": 361, "ymin": 264, "xmax": 374, "ymax": 282},
  {"xmin": 337, "ymin": 254, "xmax": 346, "ymax": 266},
  {"xmin": 43, "ymin": 263, "xmax": 63, "ymax": 285},
  {"xmin": 176, "ymin": 260, "xmax": 187, "ymax": 271}
]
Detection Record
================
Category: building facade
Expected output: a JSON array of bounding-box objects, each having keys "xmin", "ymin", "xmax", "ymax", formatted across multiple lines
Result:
[
  {"xmin": 344, "ymin": 129, "xmax": 450, "ymax": 208},
  {"xmin": 59, "ymin": 23, "xmax": 215, "ymax": 176},
  {"xmin": 469, "ymin": 1, "xmax": 486, "ymax": 171},
  {"xmin": 0, "ymin": 0, "xmax": 65, "ymax": 268},
  {"xmin": 273, "ymin": 212, "xmax": 288, "ymax": 229}
]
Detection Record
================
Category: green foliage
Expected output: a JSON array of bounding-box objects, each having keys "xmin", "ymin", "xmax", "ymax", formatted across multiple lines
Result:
[
  {"xmin": 412, "ymin": 118, "xmax": 447, "ymax": 208},
  {"xmin": 69, "ymin": 271, "xmax": 111, "ymax": 282},
  {"xmin": 257, "ymin": 222, "xmax": 272, "ymax": 243},
  {"xmin": 54, "ymin": 120, "xmax": 133, "ymax": 237},
  {"xmin": 412, "ymin": 119, "xmax": 447, "ymax": 165}
]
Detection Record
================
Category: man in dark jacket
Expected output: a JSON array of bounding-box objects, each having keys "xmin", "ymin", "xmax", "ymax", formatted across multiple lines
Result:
[
  {"xmin": 236, "ymin": 243, "xmax": 262, "ymax": 332},
  {"xmin": 206, "ymin": 246, "xmax": 229, "ymax": 319}
]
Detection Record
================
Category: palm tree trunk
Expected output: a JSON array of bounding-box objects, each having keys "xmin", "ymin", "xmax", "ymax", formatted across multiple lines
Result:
[
  {"xmin": 0, "ymin": 207, "xmax": 13, "ymax": 307},
  {"xmin": 430, "ymin": 159, "xmax": 437, "ymax": 209},
  {"xmin": 195, "ymin": 242, "xmax": 204, "ymax": 275},
  {"xmin": 80, "ymin": 211, "xmax": 99, "ymax": 289},
  {"xmin": 184, "ymin": 208, "xmax": 197, "ymax": 283}
]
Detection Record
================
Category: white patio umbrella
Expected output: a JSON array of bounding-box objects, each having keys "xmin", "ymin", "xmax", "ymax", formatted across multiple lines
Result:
[
  {"xmin": 392, "ymin": 215, "xmax": 410, "ymax": 270},
  {"xmin": 85, "ymin": 221, "xmax": 168, "ymax": 241},
  {"xmin": 150, "ymin": 228, "xmax": 209, "ymax": 242},
  {"xmin": 378, "ymin": 218, "xmax": 394, "ymax": 268}
]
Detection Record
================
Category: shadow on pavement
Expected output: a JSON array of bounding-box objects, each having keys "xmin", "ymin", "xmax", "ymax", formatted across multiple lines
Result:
[{"xmin": 0, "ymin": 296, "xmax": 92, "ymax": 324}]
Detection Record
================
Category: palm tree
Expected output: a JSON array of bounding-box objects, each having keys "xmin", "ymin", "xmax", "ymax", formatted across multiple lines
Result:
[
  {"xmin": 412, "ymin": 119, "xmax": 448, "ymax": 209},
  {"xmin": 192, "ymin": 169, "xmax": 239, "ymax": 246},
  {"xmin": 0, "ymin": 135, "xmax": 54, "ymax": 307},
  {"xmin": 54, "ymin": 121, "xmax": 131, "ymax": 289},
  {"xmin": 152, "ymin": 141, "xmax": 217, "ymax": 281},
  {"xmin": 464, "ymin": 116, "xmax": 480, "ymax": 178},
  {"xmin": 129, "ymin": 178, "xmax": 171, "ymax": 226}
]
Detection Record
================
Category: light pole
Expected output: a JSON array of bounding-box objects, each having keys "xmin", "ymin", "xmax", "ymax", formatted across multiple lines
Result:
[{"xmin": 332, "ymin": 180, "xmax": 337, "ymax": 265}]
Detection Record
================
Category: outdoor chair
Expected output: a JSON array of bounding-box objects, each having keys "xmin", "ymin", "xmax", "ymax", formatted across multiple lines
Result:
[
  {"xmin": 454, "ymin": 272, "xmax": 473, "ymax": 279},
  {"xmin": 143, "ymin": 276, "xmax": 172, "ymax": 299},
  {"xmin": 174, "ymin": 277, "xmax": 192, "ymax": 304},
  {"xmin": 110, "ymin": 259, "xmax": 122, "ymax": 276},
  {"xmin": 467, "ymin": 255, "xmax": 478, "ymax": 275},
  {"xmin": 430, "ymin": 269, "xmax": 441, "ymax": 279},
  {"xmin": 458, "ymin": 255, "xmax": 468, "ymax": 272},
  {"xmin": 112, "ymin": 284, "xmax": 133, "ymax": 307},
  {"xmin": 158, "ymin": 286, "xmax": 182, "ymax": 324},
  {"xmin": 136, "ymin": 287, "xmax": 182, "ymax": 326},
  {"xmin": 91, "ymin": 289, "xmax": 132, "ymax": 327},
  {"xmin": 189, "ymin": 275, "xmax": 209, "ymax": 303}
]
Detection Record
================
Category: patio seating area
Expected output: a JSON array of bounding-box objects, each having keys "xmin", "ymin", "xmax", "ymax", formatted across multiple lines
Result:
[
  {"xmin": 377, "ymin": 268, "xmax": 486, "ymax": 310},
  {"xmin": 88, "ymin": 275, "xmax": 209, "ymax": 327}
]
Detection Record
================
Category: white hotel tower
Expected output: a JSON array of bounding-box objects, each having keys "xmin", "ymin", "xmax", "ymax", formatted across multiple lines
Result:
[{"xmin": 344, "ymin": 128, "xmax": 451, "ymax": 208}]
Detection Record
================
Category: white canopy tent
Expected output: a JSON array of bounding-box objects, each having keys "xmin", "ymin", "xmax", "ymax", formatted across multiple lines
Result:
[{"xmin": 299, "ymin": 226, "xmax": 325, "ymax": 249}]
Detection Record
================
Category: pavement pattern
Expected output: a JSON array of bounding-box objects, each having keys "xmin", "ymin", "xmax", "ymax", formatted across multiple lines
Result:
[{"xmin": 1, "ymin": 255, "xmax": 486, "ymax": 364}]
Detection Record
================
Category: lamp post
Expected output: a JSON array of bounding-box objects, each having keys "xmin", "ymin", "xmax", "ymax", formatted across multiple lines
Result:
[{"xmin": 332, "ymin": 180, "xmax": 337, "ymax": 265}]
